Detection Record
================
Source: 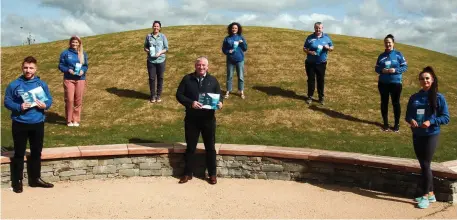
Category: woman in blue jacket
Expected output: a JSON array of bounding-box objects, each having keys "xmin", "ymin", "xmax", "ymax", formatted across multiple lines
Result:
[
  {"xmin": 222, "ymin": 22, "xmax": 248, "ymax": 99},
  {"xmin": 4, "ymin": 56, "xmax": 54, "ymax": 193},
  {"xmin": 375, "ymin": 34, "xmax": 408, "ymax": 132},
  {"xmin": 405, "ymin": 66, "xmax": 450, "ymax": 209},
  {"xmin": 58, "ymin": 36, "xmax": 88, "ymax": 127}
]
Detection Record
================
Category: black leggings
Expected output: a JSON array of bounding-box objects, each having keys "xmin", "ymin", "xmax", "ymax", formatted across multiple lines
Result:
[
  {"xmin": 413, "ymin": 134, "xmax": 439, "ymax": 194},
  {"xmin": 147, "ymin": 60, "xmax": 166, "ymax": 98},
  {"xmin": 378, "ymin": 82, "xmax": 402, "ymax": 126}
]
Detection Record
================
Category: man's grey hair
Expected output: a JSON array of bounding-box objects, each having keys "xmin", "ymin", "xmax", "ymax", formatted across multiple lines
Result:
[
  {"xmin": 314, "ymin": 22, "xmax": 323, "ymax": 27},
  {"xmin": 195, "ymin": 56, "xmax": 209, "ymax": 64}
]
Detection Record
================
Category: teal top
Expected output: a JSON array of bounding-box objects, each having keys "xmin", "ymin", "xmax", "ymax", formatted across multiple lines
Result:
[{"xmin": 144, "ymin": 32, "xmax": 169, "ymax": 64}]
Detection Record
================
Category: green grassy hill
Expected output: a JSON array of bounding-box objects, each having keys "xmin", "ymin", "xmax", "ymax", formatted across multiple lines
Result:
[{"xmin": 1, "ymin": 25, "xmax": 456, "ymax": 161}]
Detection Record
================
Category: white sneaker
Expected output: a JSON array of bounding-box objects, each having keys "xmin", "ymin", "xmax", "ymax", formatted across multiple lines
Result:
[
  {"xmin": 73, "ymin": 122, "xmax": 80, "ymax": 127},
  {"xmin": 67, "ymin": 122, "xmax": 74, "ymax": 127}
]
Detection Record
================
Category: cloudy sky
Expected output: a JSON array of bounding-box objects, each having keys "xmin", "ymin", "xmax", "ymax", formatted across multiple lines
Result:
[{"xmin": 2, "ymin": 0, "xmax": 457, "ymax": 56}]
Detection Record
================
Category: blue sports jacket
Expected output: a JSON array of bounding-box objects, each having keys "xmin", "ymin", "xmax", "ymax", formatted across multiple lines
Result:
[
  {"xmin": 405, "ymin": 90, "xmax": 449, "ymax": 136},
  {"xmin": 58, "ymin": 48, "xmax": 89, "ymax": 80},
  {"xmin": 375, "ymin": 49, "xmax": 407, "ymax": 84}
]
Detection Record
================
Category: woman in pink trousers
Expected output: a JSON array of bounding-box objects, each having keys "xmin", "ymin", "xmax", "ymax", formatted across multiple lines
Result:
[{"xmin": 58, "ymin": 36, "xmax": 89, "ymax": 127}]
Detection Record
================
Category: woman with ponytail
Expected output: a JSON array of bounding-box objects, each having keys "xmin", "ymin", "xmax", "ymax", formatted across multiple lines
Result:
[
  {"xmin": 405, "ymin": 66, "xmax": 450, "ymax": 209},
  {"xmin": 58, "ymin": 36, "xmax": 89, "ymax": 127},
  {"xmin": 375, "ymin": 34, "xmax": 408, "ymax": 132}
]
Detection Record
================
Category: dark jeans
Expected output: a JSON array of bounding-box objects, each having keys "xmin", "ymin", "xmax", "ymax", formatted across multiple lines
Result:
[
  {"xmin": 377, "ymin": 82, "xmax": 402, "ymax": 126},
  {"xmin": 146, "ymin": 60, "xmax": 166, "ymax": 98},
  {"xmin": 11, "ymin": 121, "xmax": 44, "ymax": 182},
  {"xmin": 413, "ymin": 134, "xmax": 439, "ymax": 194},
  {"xmin": 183, "ymin": 115, "xmax": 217, "ymax": 176},
  {"xmin": 305, "ymin": 61, "xmax": 327, "ymax": 100}
]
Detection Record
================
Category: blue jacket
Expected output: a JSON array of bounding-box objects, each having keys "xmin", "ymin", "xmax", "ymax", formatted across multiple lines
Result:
[
  {"xmin": 375, "ymin": 49, "xmax": 407, "ymax": 84},
  {"xmin": 4, "ymin": 75, "xmax": 53, "ymax": 124},
  {"xmin": 303, "ymin": 33, "xmax": 333, "ymax": 64},
  {"xmin": 405, "ymin": 90, "xmax": 449, "ymax": 136},
  {"xmin": 222, "ymin": 34, "xmax": 247, "ymax": 63},
  {"xmin": 58, "ymin": 48, "xmax": 89, "ymax": 80}
]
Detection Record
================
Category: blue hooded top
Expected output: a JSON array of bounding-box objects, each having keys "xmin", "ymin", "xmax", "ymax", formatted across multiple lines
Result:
[
  {"xmin": 222, "ymin": 34, "xmax": 247, "ymax": 62},
  {"xmin": 58, "ymin": 48, "xmax": 89, "ymax": 80},
  {"xmin": 4, "ymin": 75, "xmax": 53, "ymax": 124}
]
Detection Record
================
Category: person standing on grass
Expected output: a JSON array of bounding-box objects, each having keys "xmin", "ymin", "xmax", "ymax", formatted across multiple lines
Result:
[
  {"xmin": 405, "ymin": 66, "xmax": 449, "ymax": 209},
  {"xmin": 58, "ymin": 35, "xmax": 89, "ymax": 127},
  {"xmin": 222, "ymin": 22, "xmax": 248, "ymax": 99},
  {"xmin": 4, "ymin": 56, "xmax": 55, "ymax": 193},
  {"xmin": 375, "ymin": 34, "xmax": 408, "ymax": 132},
  {"xmin": 176, "ymin": 56, "xmax": 223, "ymax": 185},
  {"xmin": 303, "ymin": 22, "xmax": 334, "ymax": 105},
  {"xmin": 144, "ymin": 20, "xmax": 169, "ymax": 103}
]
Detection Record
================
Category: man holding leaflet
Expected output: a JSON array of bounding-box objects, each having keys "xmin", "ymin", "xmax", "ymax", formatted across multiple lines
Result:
[{"xmin": 176, "ymin": 57, "xmax": 223, "ymax": 185}]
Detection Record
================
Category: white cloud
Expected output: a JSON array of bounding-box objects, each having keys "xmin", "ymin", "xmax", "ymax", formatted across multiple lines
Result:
[
  {"xmin": 235, "ymin": 14, "xmax": 258, "ymax": 24},
  {"xmin": 61, "ymin": 17, "xmax": 95, "ymax": 36},
  {"xmin": 398, "ymin": 0, "xmax": 457, "ymax": 17},
  {"xmin": 357, "ymin": 0, "xmax": 387, "ymax": 18},
  {"xmin": 298, "ymin": 13, "xmax": 336, "ymax": 23},
  {"xmin": 394, "ymin": 19, "xmax": 411, "ymax": 25},
  {"xmin": 2, "ymin": 0, "xmax": 457, "ymax": 56}
]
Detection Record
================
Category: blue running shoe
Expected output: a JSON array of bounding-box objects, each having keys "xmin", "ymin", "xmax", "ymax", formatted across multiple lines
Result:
[
  {"xmin": 417, "ymin": 197, "xmax": 430, "ymax": 209},
  {"xmin": 428, "ymin": 195, "xmax": 437, "ymax": 202},
  {"xmin": 415, "ymin": 195, "xmax": 437, "ymax": 203}
]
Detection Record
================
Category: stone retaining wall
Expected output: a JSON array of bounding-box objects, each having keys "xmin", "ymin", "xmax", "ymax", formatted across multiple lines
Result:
[
  {"xmin": 2, "ymin": 148, "xmax": 457, "ymax": 203},
  {"xmin": 0, "ymin": 143, "xmax": 457, "ymax": 203}
]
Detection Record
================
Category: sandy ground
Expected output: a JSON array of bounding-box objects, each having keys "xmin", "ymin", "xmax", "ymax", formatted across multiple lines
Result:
[{"xmin": 1, "ymin": 177, "xmax": 456, "ymax": 219}]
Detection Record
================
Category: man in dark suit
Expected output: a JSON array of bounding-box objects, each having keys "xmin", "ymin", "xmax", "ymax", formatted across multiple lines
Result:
[{"xmin": 176, "ymin": 56, "xmax": 223, "ymax": 185}]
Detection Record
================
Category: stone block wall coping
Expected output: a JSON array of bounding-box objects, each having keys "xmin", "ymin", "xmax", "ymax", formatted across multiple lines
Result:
[
  {"xmin": 442, "ymin": 160, "xmax": 457, "ymax": 173},
  {"xmin": 2, "ymin": 143, "xmax": 457, "ymax": 180}
]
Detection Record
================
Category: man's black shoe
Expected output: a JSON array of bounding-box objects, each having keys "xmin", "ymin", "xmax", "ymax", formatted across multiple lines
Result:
[
  {"xmin": 12, "ymin": 180, "xmax": 23, "ymax": 193},
  {"xmin": 29, "ymin": 178, "xmax": 54, "ymax": 188}
]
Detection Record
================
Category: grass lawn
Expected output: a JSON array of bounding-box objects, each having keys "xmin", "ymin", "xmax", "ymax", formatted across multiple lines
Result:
[{"xmin": 1, "ymin": 25, "xmax": 456, "ymax": 162}]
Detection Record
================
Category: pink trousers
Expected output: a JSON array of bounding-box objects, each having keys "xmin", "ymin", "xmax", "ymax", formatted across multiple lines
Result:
[{"xmin": 64, "ymin": 80, "xmax": 86, "ymax": 123}]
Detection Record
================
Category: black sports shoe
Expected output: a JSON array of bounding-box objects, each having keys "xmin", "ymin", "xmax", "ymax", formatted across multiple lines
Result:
[
  {"xmin": 382, "ymin": 124, "xmax": 389, "ymax": 132},
  {"xmin": 392, "ymin": 124, "xmax": 400, "ymax": 132},
  {"xmin": 318, "ymin": 98, "xmax": 324, "ymax": 105},
  {"xmin": 305, "ymin": 96, "xmax": 312, "ymax": 104}
]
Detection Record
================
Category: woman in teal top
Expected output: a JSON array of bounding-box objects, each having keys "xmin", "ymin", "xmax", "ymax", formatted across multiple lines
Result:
[{"xmin": 144, "ymin": 20, "xmax": 169, "ymax": 103}]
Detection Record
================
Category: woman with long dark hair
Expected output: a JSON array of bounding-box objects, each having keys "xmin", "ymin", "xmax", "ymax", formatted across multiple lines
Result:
[
  {"xmin": 405, "ymin": 66, "xmax": 450, "ymax": 209},
  {"xmin": 222, "ymin": 22, "xmax": 248, "ymax": 99},
  {"xmin": 375, "ymin": 34, "xmax": 408, "ymax": 132}
]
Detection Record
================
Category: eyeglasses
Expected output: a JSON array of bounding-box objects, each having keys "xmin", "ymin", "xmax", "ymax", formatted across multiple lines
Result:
[{"xmin": 419, "ymin": 77, "xmax": 431, "ymax": 81}]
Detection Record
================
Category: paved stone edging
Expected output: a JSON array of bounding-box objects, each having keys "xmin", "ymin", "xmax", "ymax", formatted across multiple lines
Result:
[{"xmin": 1, "ymin": 143, "xmax": 456, "ymax": 203}]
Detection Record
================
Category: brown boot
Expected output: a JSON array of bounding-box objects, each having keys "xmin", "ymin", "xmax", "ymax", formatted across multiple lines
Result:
[{"xmin": 178, "ymin": 175, "xmax": 192, "ymax": 184}]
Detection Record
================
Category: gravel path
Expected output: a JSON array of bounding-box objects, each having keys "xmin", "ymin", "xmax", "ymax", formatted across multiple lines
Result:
[{"xmin": 2, "ymin": 177, "xmax": 456, "ymax": 219}]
